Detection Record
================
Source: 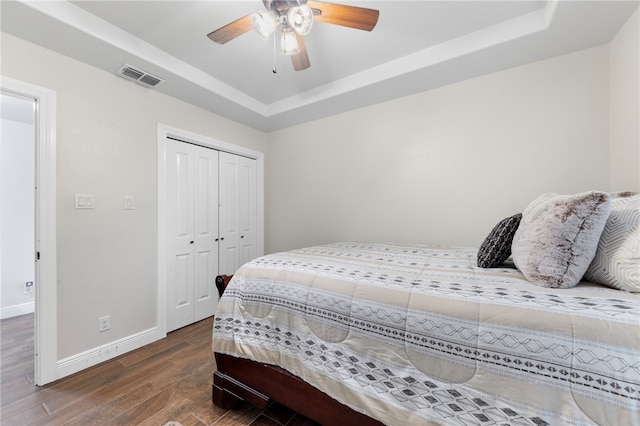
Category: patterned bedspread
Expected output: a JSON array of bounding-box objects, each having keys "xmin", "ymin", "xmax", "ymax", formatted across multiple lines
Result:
[{"xmin": 213, "ymin": 242, "xmax": 640, "ymax": 426}]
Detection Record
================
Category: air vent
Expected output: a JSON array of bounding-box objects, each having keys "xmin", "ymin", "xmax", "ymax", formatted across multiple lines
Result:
[{"xmin": 117, "ymin": 64, "xmax": 164, "ymax": 88}]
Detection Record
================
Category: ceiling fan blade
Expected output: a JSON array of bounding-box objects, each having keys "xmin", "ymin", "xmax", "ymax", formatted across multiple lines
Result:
[
  {"xmin": 307, "ymin": 1, "xmax": 379, "ymax": 31},
  {"xmin": 291, "ymin": 33, "xmax": 311, "ymax": 71},
  {"xmin": 207, "ymin": 14, "xmax": 254, "ymax": 44}
]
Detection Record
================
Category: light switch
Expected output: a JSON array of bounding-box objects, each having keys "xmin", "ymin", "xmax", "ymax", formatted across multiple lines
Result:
[
  {"xmin": 75, "ymin": 194, "xmax": 95, "ymax": 209},
  {"xmin": 124, "ymin": 195, "xmax": 134, "ymax": 210}
]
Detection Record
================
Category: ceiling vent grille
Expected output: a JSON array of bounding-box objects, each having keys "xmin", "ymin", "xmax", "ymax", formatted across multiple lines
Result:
[{"xmin": 117, "ymin": 64, "xmax": 164, "ymax": 88}]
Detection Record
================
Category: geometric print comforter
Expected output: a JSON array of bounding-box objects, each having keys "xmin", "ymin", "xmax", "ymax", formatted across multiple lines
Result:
[{"xmin": 213, "ymin": 242, "xmax": 640, "ymax": 426}]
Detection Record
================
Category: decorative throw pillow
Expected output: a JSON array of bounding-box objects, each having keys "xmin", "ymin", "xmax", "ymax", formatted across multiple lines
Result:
[
  {"xmin": 511, "ymin": 191, "xmax": 611, "ymax": 289},
  {"xmin": 584, "ymin": 192, "xmax": 639, "ymax": 292},
  {"xmin": 477, "ymin": 213, "xmax": 522, "ymax": 268}
]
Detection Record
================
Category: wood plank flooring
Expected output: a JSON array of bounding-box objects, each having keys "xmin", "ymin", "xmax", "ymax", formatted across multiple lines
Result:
[{"xmin": 0, "ymin": 314, "xmax": 318, "ymax": 426}]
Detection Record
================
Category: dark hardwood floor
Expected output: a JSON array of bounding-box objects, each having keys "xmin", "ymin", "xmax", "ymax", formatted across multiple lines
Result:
[{"xmin": 0, "ymin": 314, "xmax": 318, "ymax": 426}]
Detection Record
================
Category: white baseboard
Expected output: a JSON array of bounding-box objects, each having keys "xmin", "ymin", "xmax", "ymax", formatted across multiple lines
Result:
[
  {"xmin": 57, "ymin": 326, "xmax": 166, "ymax": 379},
  {"xmin": 1, "ymin": 301, "xmax": 35, "ymax": 319}
]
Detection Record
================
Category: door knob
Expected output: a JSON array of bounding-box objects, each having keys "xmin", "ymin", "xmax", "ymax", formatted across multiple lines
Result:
[{"xmin": 190, "ymin": 241, "xmax": 194, "ymax": 244}]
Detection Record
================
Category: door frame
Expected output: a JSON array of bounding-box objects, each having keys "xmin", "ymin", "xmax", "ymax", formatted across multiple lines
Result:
[
  {"xmin": 157, "ymin": 124, "xmax": 264, "ymax": 334},
  {"xmin": 1, "ymin": 76, "xmax": 58, "ymax": 385}
]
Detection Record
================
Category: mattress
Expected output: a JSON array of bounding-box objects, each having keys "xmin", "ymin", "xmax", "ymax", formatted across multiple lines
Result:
[{"xmin": 213, "ymin": 242, "xmax": 640, "ymax": 425}]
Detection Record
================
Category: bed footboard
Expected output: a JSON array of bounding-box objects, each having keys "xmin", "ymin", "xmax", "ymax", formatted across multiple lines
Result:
[{"xmin": 212, "ymin": 353, "xmax": 383, "ymax": 426}]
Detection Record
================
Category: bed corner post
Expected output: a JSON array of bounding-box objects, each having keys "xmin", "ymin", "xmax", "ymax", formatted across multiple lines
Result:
[{"xmin": 215, "ymin": 275, "xmax": 233, "ymax": 297}]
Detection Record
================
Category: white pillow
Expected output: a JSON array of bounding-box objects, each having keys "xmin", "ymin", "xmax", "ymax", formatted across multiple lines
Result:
[
  {"xmin": 512, "ymin": 191, "xmax": 611, "ymax": 289},
  {"xmin": 584, "ymin": 193, "xmax": 639, "ymax": 292}
]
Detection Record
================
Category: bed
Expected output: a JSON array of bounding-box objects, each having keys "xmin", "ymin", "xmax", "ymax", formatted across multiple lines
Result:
[
  {"xmin": 212, "ymin": 189, "xmax": 639, "ymax": 425},
  {"xmin": 212, "ymin": 241, "xmax": 639, "ymax": 425}
]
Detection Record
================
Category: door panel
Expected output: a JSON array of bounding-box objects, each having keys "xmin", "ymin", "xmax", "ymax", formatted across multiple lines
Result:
[
  {"xmin": 218, "ymin": 153, "xmax": 238, "ymax": 274},
  {"xmin": 170, "ymin": 251, "xmax": 193, "ymax": 329},
  {"xmin": 195, "ymin": 251, "xmax": 211, "ymax": 300},
  {"xmin": 219, "ymin": 152, "xmax": 257, "ymax": 274},
  {"xmin": 238, "ymin": 156, "xmax": 257, "ymax": 266},
  {"xmin": 222, "ymin": 247, "xmax": 238, "ymax": 276},
  {"xmin": 195, "ymin": 249, "xmax": 213, "ymax": 319},
  {"xmin": 174, "ymin": 254, "xmax": 192, "ymax": 307},
  {"xmin": 166, "ymin": 140, "xmax": 219, "ymax": 331},
  {"xmin": 166, "ymin": 139, "xmax": 195, "ymax": 331},
  {"xmin": 193, "ymin": 145, "xmax": 218, "ymax": 322},
  {"xmin": 220, "ymin": 157, "xmax": 238, "ymax": 236},
  {"xmin": 175, "ymin": 152, "xmax": 191, "ymax": 238}
]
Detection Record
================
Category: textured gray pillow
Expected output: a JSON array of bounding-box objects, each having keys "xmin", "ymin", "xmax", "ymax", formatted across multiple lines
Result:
[
  {"xmin": 584, "ymin": 192, "xmax": 639, "ymax": 292},
  {"xmin": 512, "ymin": 191, "xmax": 611, "ymax": 289},
  {"xmin": 477, "ymin": 213, "xmax": 522, "ymax": 268}
]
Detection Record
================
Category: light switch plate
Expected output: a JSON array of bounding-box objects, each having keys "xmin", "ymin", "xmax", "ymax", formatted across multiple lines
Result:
[
  {"xmin": 75, "ymin": 194, "xmax": 95, "ymax": 209},
  {"xmin": 124, "ymin": 195, "xmax": 134, "ymax": 210}
]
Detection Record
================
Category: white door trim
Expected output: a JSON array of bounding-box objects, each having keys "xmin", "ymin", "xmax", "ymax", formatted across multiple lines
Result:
[
  {"xmin": 157, "ymin": 124, "xmax": 264, "ymax": 334},
  {"xmin": 1, "ymin": 76, "xmax": 58, "ymax": 385}
]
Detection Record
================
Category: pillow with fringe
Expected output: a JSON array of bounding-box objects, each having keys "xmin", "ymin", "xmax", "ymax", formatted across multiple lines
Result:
[{"xmin": 512, "ymin": 191, "xmax": 611, "ymax": 289}]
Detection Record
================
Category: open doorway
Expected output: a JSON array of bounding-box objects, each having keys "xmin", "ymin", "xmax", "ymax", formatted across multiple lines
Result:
[
  {"xmin": 0, "ymin": 93, "xmax": 36, "ymax": 400},
  {"xmin": 1, "ymin": 92, "xmax": 36, "ymax": 318},
  {"xmin": 1, "ymin": 76, "xmax": 58, "ymax": 385}
]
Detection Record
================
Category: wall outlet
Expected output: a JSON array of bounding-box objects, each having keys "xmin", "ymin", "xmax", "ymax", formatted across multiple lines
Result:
[
  {"xmin": 99, "ymin": 315, "xmax": 110, "ymax": 332},
  {"xmin": 25, "ymin": 281, "xmax": 34, "ymax": 294}
]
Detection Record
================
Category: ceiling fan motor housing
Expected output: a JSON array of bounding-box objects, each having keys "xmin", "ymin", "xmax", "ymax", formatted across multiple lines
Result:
[{"xmin": 263, "ymin": 0, "xmax": 307, "ymax": 14}]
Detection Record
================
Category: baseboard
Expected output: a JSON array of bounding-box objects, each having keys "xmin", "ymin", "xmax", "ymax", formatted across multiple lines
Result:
[
  {"xmin": 1, "ymin": 301, "xmax": 35, "ymax": 319},
  {"xmin": 57, "ymin": 326, "xmax": 166, "ymax": 379}
]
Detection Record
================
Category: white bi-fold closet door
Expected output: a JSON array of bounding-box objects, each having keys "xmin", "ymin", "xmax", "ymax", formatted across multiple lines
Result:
[
  {"xmin": 219, "ymin": 151, "xmax": 258, "ymax": 275},
  {"xmin": 165, "ymin": 139, "xmax": 257, "ymax": 332}
]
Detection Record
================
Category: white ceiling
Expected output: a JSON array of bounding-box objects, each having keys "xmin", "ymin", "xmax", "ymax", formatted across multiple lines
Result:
[{"xmin": 1, "ymin": 1, "xmax": 638, "ymax": 132}]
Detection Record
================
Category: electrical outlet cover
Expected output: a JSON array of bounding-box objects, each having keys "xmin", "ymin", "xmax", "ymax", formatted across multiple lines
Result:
[{"xmin": 99, "ymin": 316, "xmax": 110, "ymax": 332}]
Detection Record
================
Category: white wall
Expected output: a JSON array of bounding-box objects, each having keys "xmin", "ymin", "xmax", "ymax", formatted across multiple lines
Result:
[
  {"xmin": 0, "ymin": 104, "xmax": 36, "ymax": 318},
  {"xmin": 1, "ymin": 32, "xmax": 268, "ymax": 360},
  {"xmin": 266, "ymin": 45, "xmax": 612, "ymax": 253},
  {"xmin": 609, "ymin": 8, "xmax": 640, "ymax": 191}
]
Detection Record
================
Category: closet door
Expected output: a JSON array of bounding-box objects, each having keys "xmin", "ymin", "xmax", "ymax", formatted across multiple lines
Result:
[
  {"xmin": 219, "ymin": 152, "xmax": 257, "ymax": 275},
  {"xmin": 192, "ymin": 145, "xmax": 219, "ymax": 323},
  {"xmin": 166, "ymin": 139, "xmax": 218, "ymax": 332}
]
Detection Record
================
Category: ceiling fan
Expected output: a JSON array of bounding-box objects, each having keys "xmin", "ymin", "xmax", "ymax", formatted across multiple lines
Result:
[{"xmin": 207, "ymin": 0, "xmax": 380, "ymax": 71}]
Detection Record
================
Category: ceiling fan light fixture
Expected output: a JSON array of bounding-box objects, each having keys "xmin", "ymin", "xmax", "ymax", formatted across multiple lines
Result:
[
  {"xmin": 287, "ymin": 5, "xmax": 313, "ymax": 36},
  {"xmin": 251, "ymin": 10, "xmax": 278, "ymax": 39},
  {"xmin": 280, "ymin": 26, "xmax": 300, "ymax": 55},
  {"xmin": 208, "ymin": 1, "xmax": 380, "ymax": 71}
]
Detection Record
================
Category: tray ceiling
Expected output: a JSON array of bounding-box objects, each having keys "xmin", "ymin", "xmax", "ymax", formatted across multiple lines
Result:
[{"xmin": 1, "ymin": 1, "xmax": 637, "ymax": 131}]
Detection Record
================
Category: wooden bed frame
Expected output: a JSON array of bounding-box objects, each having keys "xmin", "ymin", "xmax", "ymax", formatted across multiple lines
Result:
[{"xmin": 212, "ymin": 275, "xmax": 383, "ymax": 426}]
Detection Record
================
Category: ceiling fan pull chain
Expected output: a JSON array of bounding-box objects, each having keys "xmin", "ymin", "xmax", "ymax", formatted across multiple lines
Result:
[{"xmin": 272, "ymin": 29, "xmax": 277, "ymax": 74}]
